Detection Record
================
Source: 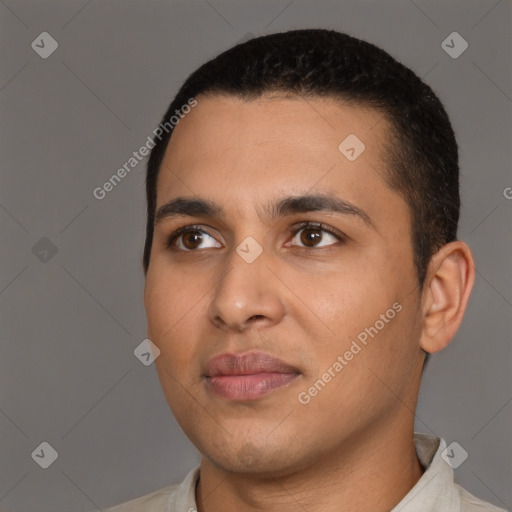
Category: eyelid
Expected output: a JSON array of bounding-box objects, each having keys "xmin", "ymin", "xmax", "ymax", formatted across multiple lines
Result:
[{"xmin": 165, "ymin": 221, "xmax": 347, "ymax": 251}]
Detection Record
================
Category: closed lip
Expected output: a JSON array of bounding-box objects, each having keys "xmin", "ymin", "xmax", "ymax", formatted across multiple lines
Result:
[{"xmin": 203, "ymin": 351, "xmax": 300, "ymax": 377}]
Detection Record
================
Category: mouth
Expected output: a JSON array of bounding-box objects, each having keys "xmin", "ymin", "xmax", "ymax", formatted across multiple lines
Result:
[{"xmin": 203, "ymin": 351, "xmax": 301, "ymax": 401}]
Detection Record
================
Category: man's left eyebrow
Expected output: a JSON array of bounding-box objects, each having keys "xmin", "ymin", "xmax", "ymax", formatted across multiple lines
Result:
[
  {"xmin": 263, "ymin": 193, "xmax": 374, "ymax": 228},
  {"xmin": 154, "ymin": 193, "xmax": 374, "ymax": 228}
]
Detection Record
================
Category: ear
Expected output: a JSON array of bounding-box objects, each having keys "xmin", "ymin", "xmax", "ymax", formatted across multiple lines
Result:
[{"xmin": 419, "ymin": 241, "xmax": 475, "ymax": 354}]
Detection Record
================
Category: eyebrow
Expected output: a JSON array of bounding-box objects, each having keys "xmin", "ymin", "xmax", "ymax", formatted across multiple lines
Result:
[{"xmin": 155, "ymin": 193, "xmax": 374, "ymax": 228}]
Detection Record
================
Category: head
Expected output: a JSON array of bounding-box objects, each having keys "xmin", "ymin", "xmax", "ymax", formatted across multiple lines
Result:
[
  {"xmin": 142, "ymin": 29, "xmax": 474, "ymax": 475},
  {"xmin": 143, "ymin": 29, "xmax": 460, "ymax": 286}
]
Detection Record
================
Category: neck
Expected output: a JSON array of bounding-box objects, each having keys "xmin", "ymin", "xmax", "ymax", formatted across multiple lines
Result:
[{"xmin": 195, "ymin": 419, "xmax": 424, "ymax": 512}]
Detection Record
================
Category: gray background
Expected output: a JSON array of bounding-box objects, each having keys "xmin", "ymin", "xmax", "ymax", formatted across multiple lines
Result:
[{"xmin": 0, "ymin": 0, "xmax": 510, "ymax": 510}]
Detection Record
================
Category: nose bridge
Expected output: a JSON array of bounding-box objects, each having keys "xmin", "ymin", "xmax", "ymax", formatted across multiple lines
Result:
[{"xmin": 207, "ymin": 240, "xmax": 284, "ymax": 331}]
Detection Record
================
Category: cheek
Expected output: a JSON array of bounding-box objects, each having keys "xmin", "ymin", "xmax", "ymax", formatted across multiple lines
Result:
[
  {"xmin": 301, "ymin": 268, "xmax": 387, "ymax": 336},
  {"xmin": 301, "ymin": 259, "xmax": 414, "ymax": 372},
  {"xmin": 144, "ymin": 265, "xmax": 203, "ymax": 351}
]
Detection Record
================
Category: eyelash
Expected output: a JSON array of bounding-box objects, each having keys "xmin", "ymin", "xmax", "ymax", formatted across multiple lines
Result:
[{"xmin": 165, "ymin": 222, "xmax": 346, "ymax": 251}]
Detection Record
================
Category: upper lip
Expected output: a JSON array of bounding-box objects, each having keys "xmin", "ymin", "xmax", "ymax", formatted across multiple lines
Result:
[{"xmin": 203, "ymin": 351, "xmax": 300, "ymax": 377}]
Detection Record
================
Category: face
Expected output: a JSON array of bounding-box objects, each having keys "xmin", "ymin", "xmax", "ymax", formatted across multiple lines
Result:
[{"xmin": 144, "ymin": 94, "xmax": 426, "ymax": 476}]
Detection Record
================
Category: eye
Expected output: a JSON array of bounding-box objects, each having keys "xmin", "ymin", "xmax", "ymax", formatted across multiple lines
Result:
[
  {"xmin": 166, "ymin": 222, "xmax": 345, "ymax": 252},
  {"xmin": 166, "ymin": 225, "xmax": 221, "ymax": 251},
  {"xmin": 287, "ymin": 222, "xmax": 345, "ymax": 249}
]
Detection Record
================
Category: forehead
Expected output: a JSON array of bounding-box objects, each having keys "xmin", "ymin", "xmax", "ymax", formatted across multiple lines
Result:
[
  {"xmin": 155, "ymin": 94, "xmax": 402, "ymax": 225},
  {"xmin": 163, "ymin": 94, "xmax": 390, "ymax": 166}
]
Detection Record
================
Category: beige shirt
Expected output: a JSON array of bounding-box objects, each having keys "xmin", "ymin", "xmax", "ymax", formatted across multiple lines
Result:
[{"xmin": 105, "ymin": 433, "xmax": 507, "ymax": 512}]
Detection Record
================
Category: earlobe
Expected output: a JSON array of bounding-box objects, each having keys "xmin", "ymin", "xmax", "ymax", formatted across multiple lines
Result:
[{"xmin": 419, "ymin": 241, "xmax": 475, "ymax": 354}]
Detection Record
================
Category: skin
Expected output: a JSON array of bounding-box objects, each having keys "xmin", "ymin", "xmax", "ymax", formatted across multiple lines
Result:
[{"xmin": 143, "ymin": 94, "xmax": 475, "ymax": 511}]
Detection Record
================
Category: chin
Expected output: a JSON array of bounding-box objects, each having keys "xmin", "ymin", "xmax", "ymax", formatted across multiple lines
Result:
[{"xmin": 201, "ymin": 439, "xmax": 310, "ymax": 477}]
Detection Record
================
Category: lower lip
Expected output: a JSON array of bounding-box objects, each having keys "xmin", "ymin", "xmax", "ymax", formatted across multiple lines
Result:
[{"xmin": 205, "ymin": 373, "xmax": 299, "ymax": 401}]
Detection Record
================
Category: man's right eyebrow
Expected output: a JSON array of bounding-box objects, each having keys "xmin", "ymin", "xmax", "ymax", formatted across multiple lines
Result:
[{"xmin": 155, "ymin": 197, "xmax": 223, "ymax": 224}]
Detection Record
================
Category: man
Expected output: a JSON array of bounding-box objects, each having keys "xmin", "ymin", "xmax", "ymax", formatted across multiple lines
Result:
[{"xmin": 106, "ymin": 29, "xmax": 505, "ymax": 511}]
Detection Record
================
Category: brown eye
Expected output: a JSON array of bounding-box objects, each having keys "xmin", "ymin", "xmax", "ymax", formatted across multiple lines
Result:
[
  {"xmin": 182, "ymin": 230, "xmax": 204, "ymax": 250},
  {"xmin": 289, "ymin": 223, "xmax": 344, "ymax": 249},
  {"xmin": 166, "ymin": 226, "xmax": 222, "ymax": 251},
  {"xmin": 300, "ymin": 227, "xmax": 323, "ymax": 247}
]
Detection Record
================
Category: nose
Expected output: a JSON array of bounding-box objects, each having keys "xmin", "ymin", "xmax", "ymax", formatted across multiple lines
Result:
[{"xmin": 207, "ymin": 245, "xmax": 286, "ymax": 332}]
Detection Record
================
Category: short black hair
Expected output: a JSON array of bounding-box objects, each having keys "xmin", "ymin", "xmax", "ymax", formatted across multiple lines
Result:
[{"xmin": 143, "ymin": 28, "xmax": 459, "ymax": 289}]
